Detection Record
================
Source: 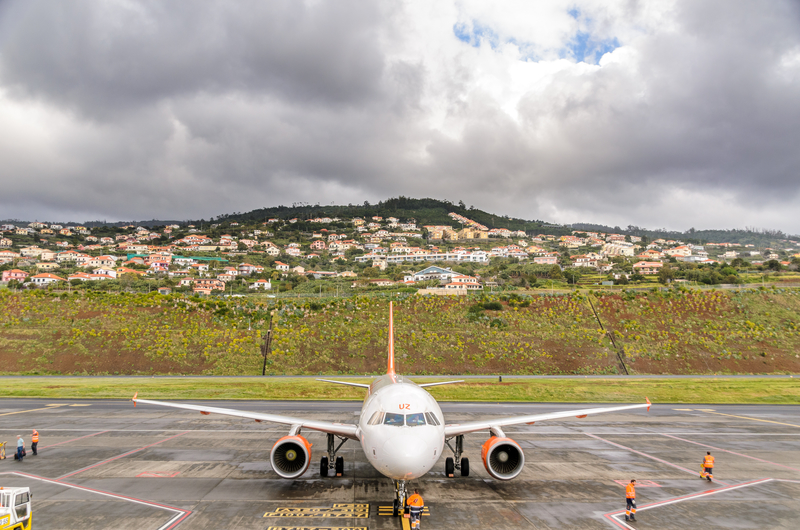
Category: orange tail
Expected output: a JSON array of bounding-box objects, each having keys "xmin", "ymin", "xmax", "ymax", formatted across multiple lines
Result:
[{"xmin": 387, "ymin": 301, "xmax": 395, "ymax": 375}]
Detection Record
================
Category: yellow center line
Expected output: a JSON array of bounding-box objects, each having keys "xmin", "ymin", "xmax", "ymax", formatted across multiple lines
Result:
[
  {"xmin": 704, "ymin": 411, "xmax": 800, "ymax": 428},
  {"xmin": 0, "ymin": 405, "xmax": 65, "ymax": 417},
  {"xmin": 402, "ymin": 515, "xmax": 411, "ymax": 530}
]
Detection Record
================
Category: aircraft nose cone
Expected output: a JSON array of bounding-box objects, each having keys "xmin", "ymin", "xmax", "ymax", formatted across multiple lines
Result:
[{"xmin": 382, "ymin": 433, "xmax": 430, "ymax": 479}]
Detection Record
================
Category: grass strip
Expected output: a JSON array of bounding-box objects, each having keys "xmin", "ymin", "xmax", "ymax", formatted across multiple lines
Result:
[{"xmin": 0, "ymin": 377, "xmax": 798, "ymax": 404}]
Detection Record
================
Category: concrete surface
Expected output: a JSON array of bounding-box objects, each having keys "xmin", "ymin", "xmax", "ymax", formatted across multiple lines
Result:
[{"xmin": 1, "ymin": 399, "xmax": 798, "ymax": 529}]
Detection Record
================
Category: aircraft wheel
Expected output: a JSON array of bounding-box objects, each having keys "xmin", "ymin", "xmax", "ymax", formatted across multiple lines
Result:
[
  {"xmin": 461, "ymin": 457, "xmax": 470, "ymax": 477},
  {"xmin": 445, "ymin": 457, "xmax": 454, "ymax": 477},
  {"xmin": 320, "ymin": 457, "xmax": 329, "ymax": 477},
  {"xmin": 393, "ymin": 499, "xmax": 400, "ymax": 517},
  {"xmin": 335, "ymin": 456, "xmax": 344, "ymax": 476}
]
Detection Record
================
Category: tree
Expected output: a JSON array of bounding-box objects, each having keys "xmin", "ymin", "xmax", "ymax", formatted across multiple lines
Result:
[
  {"xmin": 658, "ymin": 265, "xmax": 674, "ymax": 284},
  {"xmin": 548, "ymin": 265, "xmax": 563, "ymax": 280},
  {"xmin": 765, "ymin": 259, "xmax": 782, "ymax": 271}
]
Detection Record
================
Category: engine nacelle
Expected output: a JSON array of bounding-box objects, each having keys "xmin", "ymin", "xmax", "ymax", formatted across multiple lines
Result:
[
  {"xmin": 481, "ymin": 436, "xmax": 525, "ymax": 480},
  {"xmin": 270, "ymin": 435, "xmax": 312, "ymax": 479}
]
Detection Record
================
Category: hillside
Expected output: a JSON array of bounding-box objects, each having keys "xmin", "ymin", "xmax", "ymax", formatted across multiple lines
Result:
[
  {"xmin": 1, "ymin": 289, "xmax": 798, "ymax": 376},
  {"xmin": 212, "ymin": 197, "xmax": 571, "ymax": 234}
]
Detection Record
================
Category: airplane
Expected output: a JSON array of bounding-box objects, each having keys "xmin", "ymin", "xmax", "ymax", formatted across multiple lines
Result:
[{"xmin": 132, "ymin": 301, "xmax": 651, "ymax": 515}]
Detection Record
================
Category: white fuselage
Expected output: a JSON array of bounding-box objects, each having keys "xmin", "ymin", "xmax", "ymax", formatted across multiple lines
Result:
[{"xmin": 357, "ymin": 374, "xmax": 445, "ymax": 480}]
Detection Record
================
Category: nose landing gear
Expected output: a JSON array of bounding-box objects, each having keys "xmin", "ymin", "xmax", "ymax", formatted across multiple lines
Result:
[
  {"xmin": 445, "ymin": 435, "xmax": 470, "ymax": 477},
  {"xmin": 320, "ymin": 433, "xmax": 348, "ymax": 477},
  {"xmin": 392, "ymin": 479, "xmax": 407, "ymax": 517}
]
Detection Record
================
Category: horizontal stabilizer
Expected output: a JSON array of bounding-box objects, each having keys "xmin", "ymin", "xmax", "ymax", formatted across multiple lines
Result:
[
  {"xmin": 316, "ymin": 379, "xmax": 371, "ymax": 389},
  {"xmin": 418, "ymin": 380, "xmax": 465, "ymax": 388}
]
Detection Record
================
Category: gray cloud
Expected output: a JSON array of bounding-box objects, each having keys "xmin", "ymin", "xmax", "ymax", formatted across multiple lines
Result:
[{"xmin": 1, "ymin": 0, "xmax": 800, "ymax": 232}]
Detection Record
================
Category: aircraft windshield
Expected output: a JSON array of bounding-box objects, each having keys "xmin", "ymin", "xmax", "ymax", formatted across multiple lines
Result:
[
  {"xmin": 406, "ymin": 413, "xmax": 426, "ymax": 427},
  {"xmin": 383, "ymin": 413, "xmax": 405, "ymax": 426},
  {"xmin": 382, "ymin": 412, "xmax": 428, "ymax": 427}
]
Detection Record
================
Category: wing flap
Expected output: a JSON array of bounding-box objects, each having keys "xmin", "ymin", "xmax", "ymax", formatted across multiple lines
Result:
[
  {"xmin": 444, "ymin": 401, "xmax": 651, "ymax": 437},
  {"xmin": 133, "ymin": 397, "xmax": 360, "ymax": 439}
]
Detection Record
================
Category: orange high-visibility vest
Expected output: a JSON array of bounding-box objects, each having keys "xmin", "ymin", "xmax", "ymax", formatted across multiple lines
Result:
[
  {"xmin": 31, "ymin": 430, "xmax": 39, "ymax": 443},
  {"xmin": 407, "ymin": 494, "xmax": 424, "ymax": 507},
  {"xmin": 704, "ymin": 455, "xmax": 714, "ymax": 468},
  {"xmin": 626, "ymin": 484, "xmax": 636, "ymax": 499}
]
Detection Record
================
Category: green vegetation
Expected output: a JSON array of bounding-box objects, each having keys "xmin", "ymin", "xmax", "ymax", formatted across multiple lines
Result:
[
  {"xmin": 1, "ymin": 288, "xmax": 799, "ymax": 376},
  {"xmin": 0, "ymin": 376, "xmax": 797, "ymax": 404}
]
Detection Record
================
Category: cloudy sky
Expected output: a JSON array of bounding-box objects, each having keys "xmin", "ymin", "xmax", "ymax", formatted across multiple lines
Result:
[{"xmin": 1, "ymin": 0, "xmax": 799, "ymax": 232}]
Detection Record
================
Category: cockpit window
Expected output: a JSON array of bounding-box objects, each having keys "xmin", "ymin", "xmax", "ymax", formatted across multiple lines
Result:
[
  {"xmin": 406, "ymin": 413, "xmax": 426, "ymax": 427},
  {"xmin": 383, "ymin": 413, "xmax": 405, "ymax": 426},
  {"xmin": 424, "ymin": 412, "xmax": 440, "ymax": 426},
  {"xmin": 368, "ymin": 411, "xmax": 383, "ymax": 425}
]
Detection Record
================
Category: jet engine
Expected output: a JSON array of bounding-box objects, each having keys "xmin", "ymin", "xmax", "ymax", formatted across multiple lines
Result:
[
  {"xmin": 270, "ymin": 435, "xmax": 312, "ymax": 478},
  {"xmin": 481, "ymin": 436, "xmax": 524, "ymax": 480}
]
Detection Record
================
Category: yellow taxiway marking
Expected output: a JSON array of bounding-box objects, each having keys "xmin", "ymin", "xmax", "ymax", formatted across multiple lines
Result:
[
  {"xmin": 267, "ymin": 526, "xmax": 368, "ymax": 530},
  {"xmin": 402, "ymin": 516, "xmax": 411, "ymax": 530},
  {"xmin": 264, "ymin": 504, "xmax": 369, "ymax": 518},
  {"xmin": 0, "ymin": 405, "xmax": 66, "ymax": 417},
  {"xmin": 68, "ymin": 404, "xmax": 91, "ymax": 407},
  {"xmin": 697, "ymin": 408, "xmax": 716, "ymax": 412},
  {"xmin": 673, "ymin": 408, "xmax": 694, "ymax": 411},
  {"xmin": 703, "ymin": 411, "xmax": 800, "ymax": 428},
  {"xmin": 377, "ymin": 506, "xmax": 431, "ymax": 516}
]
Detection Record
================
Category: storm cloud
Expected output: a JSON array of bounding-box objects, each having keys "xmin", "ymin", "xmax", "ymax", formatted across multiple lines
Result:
[{"xmin": 1, "ymin": 0, "xmax": 799, "ymax": 231}]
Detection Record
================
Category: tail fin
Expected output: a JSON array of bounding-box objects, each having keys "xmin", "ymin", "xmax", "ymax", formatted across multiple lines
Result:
[{"xmin": 387, "ymin": 301, "xmax": 395, "ymax": 375}]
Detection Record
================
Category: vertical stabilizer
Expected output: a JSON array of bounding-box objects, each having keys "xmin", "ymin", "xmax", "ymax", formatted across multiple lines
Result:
[{"xmin": 387, "ymin": 301, "xmax": 395, "ymax": 375}]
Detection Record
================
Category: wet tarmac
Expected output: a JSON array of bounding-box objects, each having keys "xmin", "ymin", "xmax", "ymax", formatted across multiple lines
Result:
[{"xmin": 1, "ymin": 399, "xmax": 798, "ymax": 529}]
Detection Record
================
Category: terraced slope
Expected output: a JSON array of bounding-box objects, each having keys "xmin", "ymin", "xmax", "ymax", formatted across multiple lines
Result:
[{"xmin": 0, "ymin": 289, "xmax": 798, "ymax": 375}]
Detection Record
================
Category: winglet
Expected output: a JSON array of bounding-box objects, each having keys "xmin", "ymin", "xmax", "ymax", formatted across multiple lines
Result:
[
  {"xmin": 646, "ymin": 397, "xmax": 651, "ymax": 411},
  {"xmin": 132, "ymin": 392, "xmax": 138, "ymax": 407},
  {"xmin": 387, "ymin": 301, "xmax": 395, "ymax": 375}
]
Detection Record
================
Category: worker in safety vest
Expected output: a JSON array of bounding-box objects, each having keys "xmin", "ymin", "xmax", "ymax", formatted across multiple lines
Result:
[
  {"xmin": 625, "ymin": 479, "xmax": 637, "ymax": 522},
  {"xmin": 406, "ymin": 488, "xmax": 424, "ymax": 530},
  {"xmin": 701, "ymin": 451, "xmax": 714, "ymax": 481},
  {"xmin": 31, "ymin": 429, "xmax": 39, "ymax": 456}
]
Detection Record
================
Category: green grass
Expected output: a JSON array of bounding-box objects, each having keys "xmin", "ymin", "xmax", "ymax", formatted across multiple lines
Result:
[{"xmin": 1, "ymin": 376, "xmax": 798, "ymax": 404}]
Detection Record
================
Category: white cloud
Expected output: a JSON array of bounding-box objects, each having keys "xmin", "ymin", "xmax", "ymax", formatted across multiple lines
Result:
[{"xmin": 0, "ymin": 0, "xmax": 799, "ymax": 233}]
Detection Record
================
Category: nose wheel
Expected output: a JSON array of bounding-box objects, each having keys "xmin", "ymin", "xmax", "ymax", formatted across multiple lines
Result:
[
  {"xmin": 445, "ymin": 435, "xmax": 469, "ymax": 477},
  {"xmin": 392, "ymin": 480, "xmax": 407, "ymax": 517},
  {"xmin": 320, "ymin": 433, "xmax": 348, "ymax": 477}
]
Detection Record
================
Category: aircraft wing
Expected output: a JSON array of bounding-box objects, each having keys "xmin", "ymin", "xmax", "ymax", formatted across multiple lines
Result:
[
  {"xmin": 443, "ymin": 399, "xmax": 651, "ymax": 437},
  {"xmin": 133, "ymin": 396, "xmax": 360, "ymax": 439}
]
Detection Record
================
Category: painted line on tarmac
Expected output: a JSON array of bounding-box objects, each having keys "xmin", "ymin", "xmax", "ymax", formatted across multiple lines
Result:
[
  {"xmin": 660, "ymin": 433, "xmax": 800, "ymax": 473},
  {"xmin": 0, "ymin": 404, "xmax": 66, "ymax": 416},
  {"xmin": 39, "ymin": 430, "xmax": 110, "ymax": 450},
  {"xmin": 603, "ymin": 478, "xmax": 773, "ymax": 529},
  {"xmin": 2, "ymin": 427, "xmax": 800, "ymax": 435},
  {"xmin": 0, "ymin": 470, "xmax": 191, "ymax": 530},
  {"xmin": 585, "ymin": 433, "xmax": 730, "ymax": 486},
  {"xmin": 58, "ymin": 431, "xmax": 190, "ymax": 480},
  {"xmin": 702, "ymin": 411, "xmax": 800, "ymax": 428}
]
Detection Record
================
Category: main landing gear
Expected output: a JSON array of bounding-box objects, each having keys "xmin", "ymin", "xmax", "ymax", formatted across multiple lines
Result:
[
  {"xmin": 320, "ymin": 433, "xmax": 347, "ymax": 477},
  {"xmin": 445, "ymin": 435, "xmax": 470, "ymax": 477}
]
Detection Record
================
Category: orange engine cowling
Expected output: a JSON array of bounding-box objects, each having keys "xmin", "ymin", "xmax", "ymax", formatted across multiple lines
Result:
[
  {"xmin": 270, "ymin": 435, "xmax": 312, "ymax": 479},
  {"xmin": 481, "ymin": 436, "xmax": 525, "ymax": 480}
]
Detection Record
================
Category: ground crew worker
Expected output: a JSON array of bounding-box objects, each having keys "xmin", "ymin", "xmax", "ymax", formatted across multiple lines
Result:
[
  {"xmin": 31, "ymin": 429, "xmax": 39, "ymax": 456},
  {"xmin": 406, "ymin": 488, "xmax": 424, "ymax": 530},
  {"xmin": 625, "ymin": 479, "xmax": 637, "ymax": 522},
  {"xmin": 16, "ymin": 435, "xmax": 24, "ymax": 462},
  {"xmin": 702, "ymin": 451, "xmax": 714, "ymax": 481}
]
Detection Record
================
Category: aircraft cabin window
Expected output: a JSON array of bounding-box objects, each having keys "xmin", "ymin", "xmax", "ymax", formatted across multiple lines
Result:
[
  {"xmin": 383, "ymin": 412, "xmax": 405, "ymax": 426},
  {"xmin": 406, "ymin": 413, "xmax": 426, "ymax": 427}
]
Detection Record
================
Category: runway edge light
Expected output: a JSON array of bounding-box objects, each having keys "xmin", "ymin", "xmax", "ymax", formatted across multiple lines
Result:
[
  {"xmin": 646, "ymin": 397, "xmax": 651, "ymax": 411},
  {"xmin": 132, "ymin": 392, "xmax": 138, "ymax": 407}
]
